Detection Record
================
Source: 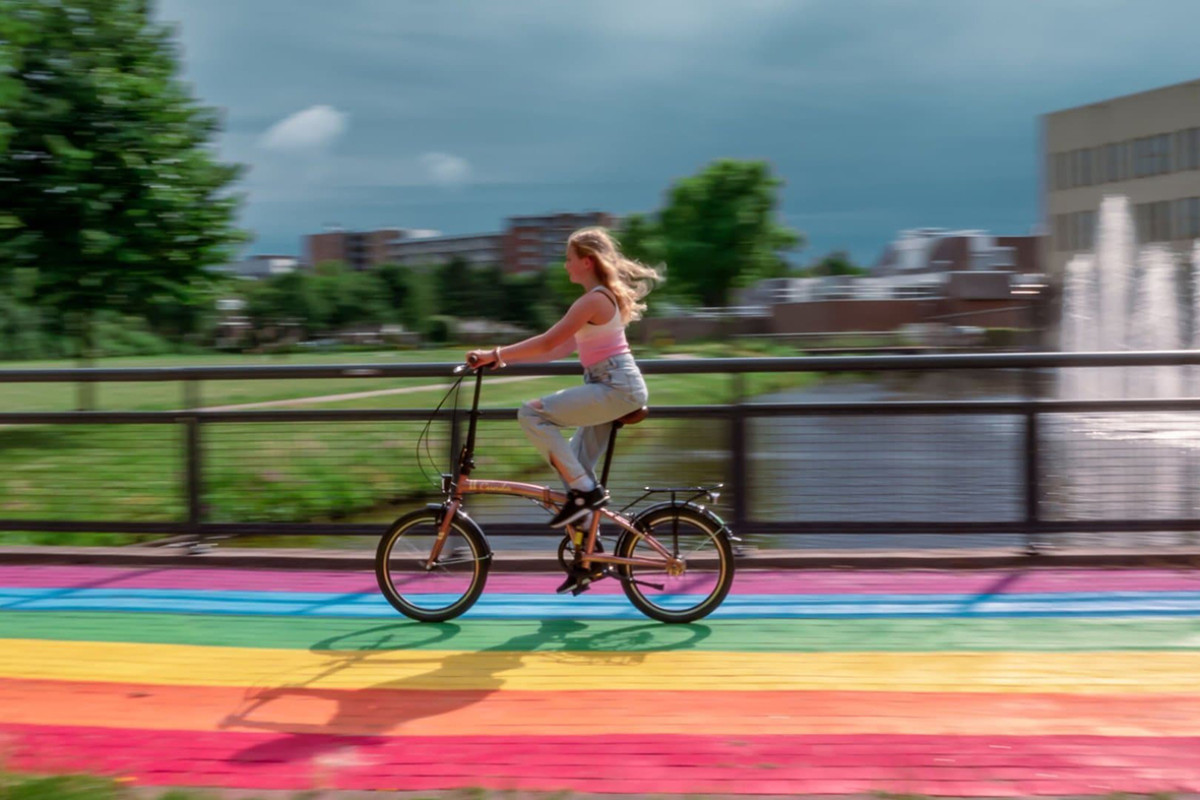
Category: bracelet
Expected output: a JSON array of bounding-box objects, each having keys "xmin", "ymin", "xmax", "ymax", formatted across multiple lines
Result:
[{"xmin": 492, "ymin": 346, "xmax": 507, "ymax": 369}]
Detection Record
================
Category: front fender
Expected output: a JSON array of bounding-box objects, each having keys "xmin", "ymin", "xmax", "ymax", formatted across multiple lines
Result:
[{"xmin": 425, "ymin": 503, "xmax": 492, "ymax": 558}]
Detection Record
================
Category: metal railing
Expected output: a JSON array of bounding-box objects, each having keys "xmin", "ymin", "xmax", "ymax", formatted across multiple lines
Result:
[{"xmin": 4, "ymin": 351, "xmax": 1200, "ymax": 551}]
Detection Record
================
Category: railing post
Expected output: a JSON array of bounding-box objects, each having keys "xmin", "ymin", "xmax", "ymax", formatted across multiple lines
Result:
[
  {"xmin": 730, "ymin": 373, "xmax": 748, "ymax": 534},
  {"xmin": 183, "ymin": 379, "xmax": 204, "ymax": 532},
  {"xmin": 185, "ymin": 415, "xmax": 203, "ymax": 530},
  {"xmin": 1023, "ymin": 368, "xmax": 1041, "ymax": 555}
]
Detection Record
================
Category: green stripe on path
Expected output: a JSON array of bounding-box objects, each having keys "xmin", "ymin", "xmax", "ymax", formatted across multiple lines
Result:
[{"xmin": 2, "ymin": 611, "xmax": 1199, "ymax": 652}]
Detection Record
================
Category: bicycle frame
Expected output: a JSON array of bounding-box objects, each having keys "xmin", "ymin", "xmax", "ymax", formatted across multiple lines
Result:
[{"xmin": 426, "ymin": 366, "xmax": 680, "ymax": 573}]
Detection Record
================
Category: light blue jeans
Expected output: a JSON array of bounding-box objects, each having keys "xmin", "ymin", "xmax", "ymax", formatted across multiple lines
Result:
[{"xmin": 518, "ymin": 353, "xmax": 649, "ymax": 488}]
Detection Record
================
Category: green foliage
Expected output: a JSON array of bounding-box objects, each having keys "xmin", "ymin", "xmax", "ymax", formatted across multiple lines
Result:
[
  {"xmin": 541, "ymin": 262, "xmax": 578, "ymax": 315},
  {"xmin": 616, "ymin": 212, "xmax": 666, "ymax": 267},
  {"xmin": 242, "ymin": 271, "xmax": 327, "ymax": 337},
  {"xmin": 0, "ymin": 0, "xmax": 246, "ymax": 329},
  {"xmin": 314, "ymin": 262, "xmax": 389, "ymax": 329},
  {"xmin": 499, "ymin": 269, "xmax": 557, "ymax": 331},
  {"xmin": 627, "ymin": 159, "xmax": 803, "ymax": 307},
  {"xmin": 376, "ymin": 262, "xmax": 413, "ymax": 322},
  {"xmin": 435, "ymin": 256, "xmax": 476, "ymax": 313},
  {"xmin": 425, "ymin": 314, "xmax": 455, "ymax": 343},
  {"xmin": 801, "ymin": 250, "xmax": 868, "ymax": 277},
  {"xmin": 401, "ymin": 266, "xmax": 439, "ymax": 331},
  {"xmin": 0, "ymin": 772, "xmax": 122, "ymax": 799}
]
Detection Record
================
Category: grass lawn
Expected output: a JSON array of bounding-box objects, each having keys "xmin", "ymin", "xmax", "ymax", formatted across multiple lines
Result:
[{"xmin": 0, "ymin": 340, "xmax": 817, "ymax": 544}]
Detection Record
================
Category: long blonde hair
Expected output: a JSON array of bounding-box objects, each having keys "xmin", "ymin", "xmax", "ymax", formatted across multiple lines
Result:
[{"xmin": 567, "ymin": 227, "xmax": 663, "ymax": 323}]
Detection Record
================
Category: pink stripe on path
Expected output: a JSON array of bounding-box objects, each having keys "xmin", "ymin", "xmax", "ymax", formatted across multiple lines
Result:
[
  {"xmin": 5, "ymin": 725, "xmax": 1200, "ymax": 796},
  {"xmin": 2, "ymin": 565, "xmax": 1200, "ymax": 595}
]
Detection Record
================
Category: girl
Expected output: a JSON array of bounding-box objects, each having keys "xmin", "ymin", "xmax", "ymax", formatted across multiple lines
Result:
[{"xmin": 466, "ymin": 227, "xmax": 661, "ymax": 531}]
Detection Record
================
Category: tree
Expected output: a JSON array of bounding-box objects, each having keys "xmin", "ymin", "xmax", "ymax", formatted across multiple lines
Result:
[
  {"xmin": 314, "ymin": 263, "xmax": 389, "ymax": 330},
  {"xmin": 803, "ymin": 250, "xmax": 868, "ymax": 277},
  {"xmin": 616, "ymin": 213, "xmax": 665, "ymax": 268},
  {"xmin": 242, "ymin": 271, "xmax": 327, "ymax": 338},
  {"xmin": 375, "ymin": 263, "xmax": 412, "ymax": 324},
  {"xmin": 655, "ymin": 160, "xmax": 803, "ymax": 306},
  {"xmin": 0, "ymin": 0, "xmax": 245, "ymax": 352},
  {"xmin": 435, "ymin": 256, "xmax": 476, "ymax": 314}
]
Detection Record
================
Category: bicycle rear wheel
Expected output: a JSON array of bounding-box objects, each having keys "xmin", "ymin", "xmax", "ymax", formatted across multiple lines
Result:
[
  {"xmin": 375, "ymin": 508, "xmax": 490, "ymax": 622},
  {"xmin": 615, "ymin": 506, "xmax": 734, "ymax": 623}
]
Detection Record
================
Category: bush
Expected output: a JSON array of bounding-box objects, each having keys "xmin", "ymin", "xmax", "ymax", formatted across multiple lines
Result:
[{"xmin": 424, "ymin": 315, "xmax": 456, "ymax": 344}]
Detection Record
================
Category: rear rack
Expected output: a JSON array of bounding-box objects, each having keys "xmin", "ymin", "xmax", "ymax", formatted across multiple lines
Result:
[{"xmin": 619, "ymin": 483, "xmax": 723, "ymax": 514}]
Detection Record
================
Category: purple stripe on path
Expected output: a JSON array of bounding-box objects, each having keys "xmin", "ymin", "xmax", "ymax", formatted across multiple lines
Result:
[{"xmin": 2, "ymin": 565, "xmax": 1200, "ymax": 596}]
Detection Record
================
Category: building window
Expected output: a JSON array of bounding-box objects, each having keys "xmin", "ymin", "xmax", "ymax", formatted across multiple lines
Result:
[
  {"xmin": 1148, "ymin": 200, "xmax": 1171, "ymax": 241},
  {"xmin": 1172, "ymin": 198, "xmax": 1187, "ymax": 239},
  {"xmin": 1055, "ymin": 152, "xmax": 1068, "ymax": 190},
  {"xmin": 1189, "ymin": 197, "xmax": 1200, "ymax": 239}
]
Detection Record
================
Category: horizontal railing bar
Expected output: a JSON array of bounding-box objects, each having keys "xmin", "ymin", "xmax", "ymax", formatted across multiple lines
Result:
[
  {"xmin": 8, "ymin": 398, "xmax": 1200, "ymax": 425},
  {"xmin": 6, "ymin": 518, "xmax": 1200, "ymax": 537},
  {"xmin": 6, "ymin": 350, "xmax": 1200, "ymax": 382}
]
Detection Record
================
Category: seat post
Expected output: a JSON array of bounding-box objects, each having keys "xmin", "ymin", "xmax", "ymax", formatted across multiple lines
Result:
[{"xmin": 598, "ymin": 420, "xmax": 623, "ymax": 489}]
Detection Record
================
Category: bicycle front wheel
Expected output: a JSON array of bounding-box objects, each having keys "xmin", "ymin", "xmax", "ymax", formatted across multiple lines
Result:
[
  {"xmin": 615, "ymin": 506, "xmax": 734, "ymax": 623},
  {"xmin": 375, "ymin": 508, "xmax": 491, "ymax": 622}
]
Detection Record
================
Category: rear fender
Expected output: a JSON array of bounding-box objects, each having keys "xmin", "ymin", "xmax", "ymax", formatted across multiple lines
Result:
[{"xmin": 628, "ymin": 501, "xmax": 738, "ymax": 542}]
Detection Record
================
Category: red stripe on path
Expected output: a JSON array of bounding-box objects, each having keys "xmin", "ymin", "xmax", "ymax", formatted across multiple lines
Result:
[
  {"xmin": 3, "ymin": 725, "xmax": 1199, "ymax": 796},
  {"xmin": 4, "ymin": 565, "xmax": 1200, "ymax": 595}
]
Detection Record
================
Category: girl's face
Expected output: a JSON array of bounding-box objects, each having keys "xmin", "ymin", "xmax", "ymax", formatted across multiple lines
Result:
[{"xmin": 564, "ymin": 246, "xmax": 592, "ymax": 285}]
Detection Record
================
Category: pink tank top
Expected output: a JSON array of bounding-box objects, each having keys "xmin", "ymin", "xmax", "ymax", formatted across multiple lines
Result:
[{"xmin": 575, "ymin": 286, "xmax": 631, "ymax": 367}]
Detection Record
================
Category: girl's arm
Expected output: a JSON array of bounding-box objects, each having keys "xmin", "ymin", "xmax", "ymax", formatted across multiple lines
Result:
[
  {"xmin": 542, "ymin": 337, "xmax": 577, "ymax": 362},
  {"xmin": 467, "ymin": 294, "xmax": 601, "ymax": 367}
]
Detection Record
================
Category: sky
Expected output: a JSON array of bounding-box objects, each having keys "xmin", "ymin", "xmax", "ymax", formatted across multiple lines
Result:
[{"xmin": 156, "ymin": 0, "xmax": 1200, "ymax": 268}]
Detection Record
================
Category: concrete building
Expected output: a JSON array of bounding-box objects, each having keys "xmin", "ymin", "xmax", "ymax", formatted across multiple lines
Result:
[
  {"xmin": 503, "ymin": 211, "xmax": 616, "ymax": 274},
  {"xmin": 388, "ymin": 232, "xmax": 504, "ymax": 268},
  {"xmin": 741, "ymin": 228, "xmax": 1041, "ymax": 306},
  {"xmin": 1042, "ymin": 78, "xmax": 1200, "ymax": 277}
]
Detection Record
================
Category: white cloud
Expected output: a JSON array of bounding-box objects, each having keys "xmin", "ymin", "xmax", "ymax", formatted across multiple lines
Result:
[
  {"xmin": 259, "ymin": 105, "xmax": 348, "ymax": 153},
  {"xmin": 419, "ymin": 152, "xmax": 472, "ymax": 186}
]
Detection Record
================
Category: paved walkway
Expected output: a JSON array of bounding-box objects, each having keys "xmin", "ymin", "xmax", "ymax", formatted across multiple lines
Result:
[{"xmin": 2, "ymin": 564, "xmax": 1200, "ymax": 796}]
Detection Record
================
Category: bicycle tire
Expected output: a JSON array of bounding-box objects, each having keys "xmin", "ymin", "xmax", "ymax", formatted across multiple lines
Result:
[
  {"xmin": 375, "ymin": 507, "xmax": 491, "ymax": 622},
  {"xmin": 615, "ymin": 506, "xmax": 734, "ymax": 623}
]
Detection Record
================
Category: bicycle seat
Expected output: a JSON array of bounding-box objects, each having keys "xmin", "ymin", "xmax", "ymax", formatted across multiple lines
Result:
[{"xmin": 616, "ymin": 407, "xmax": 649, "ymax": 426}]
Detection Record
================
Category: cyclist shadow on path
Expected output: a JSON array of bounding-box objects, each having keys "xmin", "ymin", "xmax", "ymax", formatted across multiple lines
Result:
[{"xmin": 220, "ymin": 617, "xmax": 712, "ymax": 766}]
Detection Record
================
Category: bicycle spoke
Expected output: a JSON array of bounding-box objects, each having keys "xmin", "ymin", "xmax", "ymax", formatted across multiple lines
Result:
[
  {"xmin": 376, "ymin": 511, "xmax": 488, "ymax": 621},
  {"xmin": 618, "ymin": 509, "xmax": 734, "ymax": 622}
]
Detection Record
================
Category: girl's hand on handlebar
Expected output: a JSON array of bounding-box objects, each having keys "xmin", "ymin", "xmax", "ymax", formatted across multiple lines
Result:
[{"xmin": 465, "ymin": 349, "xmax": 497, "ymax": 369}]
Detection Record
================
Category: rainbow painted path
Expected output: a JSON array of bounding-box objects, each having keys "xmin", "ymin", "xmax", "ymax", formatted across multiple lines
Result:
[{"xmin": 2, "ymin": 564, "xmax": 1200, "ymax": 796}]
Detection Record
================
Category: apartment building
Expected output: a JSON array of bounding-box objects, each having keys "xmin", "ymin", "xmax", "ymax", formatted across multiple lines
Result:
[
  {"xmin": 304, "ymin": 228, "xmax": 406, "ymax": 271},
  {"xmin": 301, "ymin": 211, "xmax": 617, "ymax": 274},
  {"xmin": 1042, "ymin": 78, "xmax": 1200, "ymax": 277},
  {"xmin": 503, "ymin": 211, "xmax": 616, "ymax": 274},
  {"xmin": 388, "ymin": 232, "xmax": 503, "ymax": 267}
]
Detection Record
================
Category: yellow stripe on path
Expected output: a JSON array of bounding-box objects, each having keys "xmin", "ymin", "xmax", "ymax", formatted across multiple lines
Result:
[{"xmin": 2, "ymin": 639, "xmax": 1198, "ymax": 694}]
